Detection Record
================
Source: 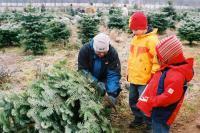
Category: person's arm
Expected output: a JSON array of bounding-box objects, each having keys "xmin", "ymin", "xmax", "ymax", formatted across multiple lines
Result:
[
  {"xmin": 78, "ymin": 46, "xmax": 89, "ymax": 71},
  {"xmin": 150, "ymin": 72, "xmax": 185, "ymax": 107},
  {"xmin": 106, "ymin": 49, "xmax": 121, "ymax": 97},
  {"xmin": 78, "ymin": 46, "xmax": 98, "ymax": 83}
]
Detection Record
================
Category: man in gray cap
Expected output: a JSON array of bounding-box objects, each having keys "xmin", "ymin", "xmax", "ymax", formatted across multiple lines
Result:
[{"xmin": 78, "ymin": 33, "xmax": 121, "ymax": 106}]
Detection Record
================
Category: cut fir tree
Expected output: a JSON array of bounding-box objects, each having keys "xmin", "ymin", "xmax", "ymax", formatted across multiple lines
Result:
[{"xmin": 0, "ymin": 61, "xmax": 113, "ymax": 133}]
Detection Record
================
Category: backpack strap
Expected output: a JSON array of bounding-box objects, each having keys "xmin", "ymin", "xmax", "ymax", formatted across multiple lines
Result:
[{"xmin": 157, "ymin": 68, "xmax": 169, "ymax": 95}]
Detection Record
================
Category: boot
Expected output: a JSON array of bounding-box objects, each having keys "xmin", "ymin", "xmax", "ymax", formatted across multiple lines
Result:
[
  {"xmin": 104, "ymin": 95, "xmax": 117, "ymax": 111},
  {"xmin": 129, "ymin": 117, "xmax": 144, "ymax": 128}
]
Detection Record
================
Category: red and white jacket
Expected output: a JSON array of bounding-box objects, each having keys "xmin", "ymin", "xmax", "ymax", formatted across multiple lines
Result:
[{"xmin": 137, "ymin": 58, "xmax": 194, "ymax": 125}]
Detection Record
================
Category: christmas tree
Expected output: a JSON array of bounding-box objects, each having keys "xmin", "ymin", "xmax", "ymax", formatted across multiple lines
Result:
[
  {"xmin": 78, "ymin": 15, "xmax": 100, "ymax": 44},
  {"xmin": 178, "ymin": 16, "xmax": 200, "ymax": 46}
]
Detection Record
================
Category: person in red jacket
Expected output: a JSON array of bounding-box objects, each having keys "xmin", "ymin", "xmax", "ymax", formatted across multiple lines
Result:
[{"xmin": 137, "ymin": 35, "xmax": 194, "ymax": 133}]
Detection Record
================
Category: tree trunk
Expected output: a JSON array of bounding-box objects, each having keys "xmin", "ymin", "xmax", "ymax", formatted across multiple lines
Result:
[{"xmin": 189, "ymin": 40, "xmax": 193, "ymax": 46}]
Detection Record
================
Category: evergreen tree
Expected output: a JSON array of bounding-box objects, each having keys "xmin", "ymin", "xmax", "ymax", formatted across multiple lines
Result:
[
  {"xmin": 108, "ymin": 7, "xmax": 126, "ymax": 30},
  {"xmin": 161, "ymin": 0, "xmax": 177, "ymax": 28},
  {"xmin": 78, "ymin": 15, "xmax": 100, "ymax": 44},
  {"xmin": 0, "ymin": 92, "xmax": 35, "ymax": 133},
  {"xmin": 178, "ymin": 16, "xmax": 200, "ymax": 46},
  {"xmin": 0, "ymin": 61, "xmax": 113, "ymax": 133},
  {"xmin": 41, "ymin": 4, "xmax": 46, "ymax": 12},
  {"xmin": 0, "ymin": 11, "xmax": 23, "ymax": 24},
  {"xmin": 162, "ymin": 1, "xmax": 177, "ymax": 21},
  {"xmin": 44, "ymin": 19, "xmax": 71, "ymax": 46},
  {"xmin": 21, "ymin": 12, "xmax": 46, "ymax": 55},
  {"xmin": 147, "ymin": 12, "xmax": 171, "ymax": 34},
  {"xmin": 125, "ymin": 15, "xmax": 132, "ymax": 34},
  {"xmin": 0, "ymin": 23, "xmax": 21, "ymax": 48},
  {"xmin": 0, "ymin": 11, "xmax": 13, "ymax": 24}
]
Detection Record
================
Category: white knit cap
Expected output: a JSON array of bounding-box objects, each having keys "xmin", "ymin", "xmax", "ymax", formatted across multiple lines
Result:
[{"xmin": 93, "ymin": 33, "xmax": 110, "ymax": 52}]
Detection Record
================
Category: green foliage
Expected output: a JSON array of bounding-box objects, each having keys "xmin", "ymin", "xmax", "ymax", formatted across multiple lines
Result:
[
  {"xmin": 0, "ymin": 61, "xmax": 113, "ymax": 132},
  {"xmin": 161, "ymin": 1, "xmax": 177, "ymax": 28},
  {"xmin": 0, "ymin": 11, "xmax": 24, "ymax": 24},
  {"xmin": 27, "ymin": 61, "xmax": 112, "ymax": 132},
  {"xmin": 23, "ymin": 55, "xmax": 36, "ymax": 62},
  {"xmin": 108, "ymin": 8, "xmax": 126, "ymax": 30},
  {"xmin": 147, "ymin": 12, "xmax": 172, "ymax": 34},
  {"xmin": 97, "ymin": 9, "xmax": 103, "ymax": 18},
  {"xmin": 44, "ymin": 19, "xmax": 71, "ymax": 45},
  {"xmin": 0, "ymin": 92, "xmax": 35, "ymax": 133},
  {"xmin": 176, "ymin": 11, "xmax": 188, "ymax": 21},
  {"xmin": 0, "ymin": 23, "xmax": 21, "ymax": 48},
  {"xmin": 108, "ymin": 7, "xmax": 116, "ymax": 15},
  {"xmin": 134, "ymin": 4, "xmax": 141, "ymax": 10},
  {"xmin": 11, "ymin": 11, "xmax": 24, "ymax": 23},
  {"xmin": 0, "ymin": 65, "xmax": 11, "ymax": 90},
  {"xmin": 66, "ymin": 6, "xmax": 76, "ymax": 16},
  {"xmin": 20, "ymin": 12, "xmax": 46, "ymax": 55},
  {"xmin": 125, "ymin": 15, "xmax": 132, "ymax": 34},
  {"xmin": 162, "ymin": 1, "xmax": 177, "ymax": 21},
  {"xmin": 78, "ymin": 15, "xmax": 100, "ymax": 44},
  {"xmin": 0, "ymin": 11, "xmax": 13, "ymax": 24},
  {"xmin": 178, "ymin": 16, "xmax": 200, "ymax": 46},
  {"xmin": 41, "ymin": 4, "xmax": 46, "ymax": 12},
  {"xmin": 0, "ymin": 83, "xmax": 12, "ymax": 90}
]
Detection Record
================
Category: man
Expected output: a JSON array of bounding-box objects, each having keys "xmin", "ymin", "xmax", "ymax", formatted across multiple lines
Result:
[
  {"xmin": 78, "ymin": 33, "xmax": 121, "ymax": 106},
  {"xmin": 122, "ymin": 4, "xmax": 129, "ymax": 17}
]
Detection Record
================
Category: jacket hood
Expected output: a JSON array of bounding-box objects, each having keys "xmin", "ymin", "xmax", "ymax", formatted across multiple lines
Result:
[
  {"xmin": 136, "ymin": 28, "xmax": 158, "ymax": 38},
  {"xmin": 169, "ymin": 58, "xmax": 194, "ymax": 82}
]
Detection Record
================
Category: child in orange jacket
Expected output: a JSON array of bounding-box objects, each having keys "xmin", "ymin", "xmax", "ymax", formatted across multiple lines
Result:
[{"xmin": 127, "ymin": 11, "xmax": 160, "ymax": 132}]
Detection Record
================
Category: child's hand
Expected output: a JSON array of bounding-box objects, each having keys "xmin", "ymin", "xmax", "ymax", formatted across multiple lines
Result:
[{"xmin": 137, "ymin": 96, "xmax": 153, "ymax": 117}]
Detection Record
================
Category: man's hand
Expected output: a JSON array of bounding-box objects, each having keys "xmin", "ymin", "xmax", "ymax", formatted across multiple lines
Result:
[{"xmin": 96, "ymin": 82, "xmax": 106, "ymax": 96}]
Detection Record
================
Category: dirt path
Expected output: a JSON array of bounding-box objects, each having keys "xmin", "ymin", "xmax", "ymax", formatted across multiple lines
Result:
[{"xmin": 0, "ymin": 48, "xmax": 78, "ymax": 91}]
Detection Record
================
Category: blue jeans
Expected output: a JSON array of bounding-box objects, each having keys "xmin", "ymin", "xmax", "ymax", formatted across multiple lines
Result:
[
  {"xmin": 152, "ymin": 119, "xmax": 170, "ymax": 133},
  {"xmin": 129, "ymin": 84, "xmax": 152, "ymax": 128},
  {"xmin": 129, "ymin": 84, "xmax": 146, "ymax": 118}
]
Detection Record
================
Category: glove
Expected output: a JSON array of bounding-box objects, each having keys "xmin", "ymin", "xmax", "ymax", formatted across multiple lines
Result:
[
  {"xmin": 81, "ymin": 70, "xmax": 98, "ymax": 85},
  {"xmin": 108, "ymin": 95, "xmax": 117, "ymax": 105},
  {"xmin": 87, "ymin": 72, "xmax": 98, "ymax": 85},
  {"xmin": 96, "ymin": 82, "xmax": 106, "ymax": 96}
]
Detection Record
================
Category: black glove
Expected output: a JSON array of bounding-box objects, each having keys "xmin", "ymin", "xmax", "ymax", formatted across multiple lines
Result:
[{"xmin": 96, "ymin": 82, "xmax": 106, "ymax": 96}]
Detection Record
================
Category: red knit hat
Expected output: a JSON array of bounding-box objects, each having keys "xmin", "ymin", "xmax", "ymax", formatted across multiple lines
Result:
[
  {"xmin": 129, "ymin": 11, "xmax": 147, "ymax": 30},
  {"xmin": 156, "ymin": 35, "xmax": 185, "ymax": 65}
]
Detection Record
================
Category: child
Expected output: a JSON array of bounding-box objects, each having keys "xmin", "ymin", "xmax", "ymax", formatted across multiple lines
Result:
[
  {"xmin": 127, "ymin": 11, "xmax": 160, "ymax": 131},
  {"xmin": 137, "ymin": 35, "xmax": 194, "ymax": 133}
]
